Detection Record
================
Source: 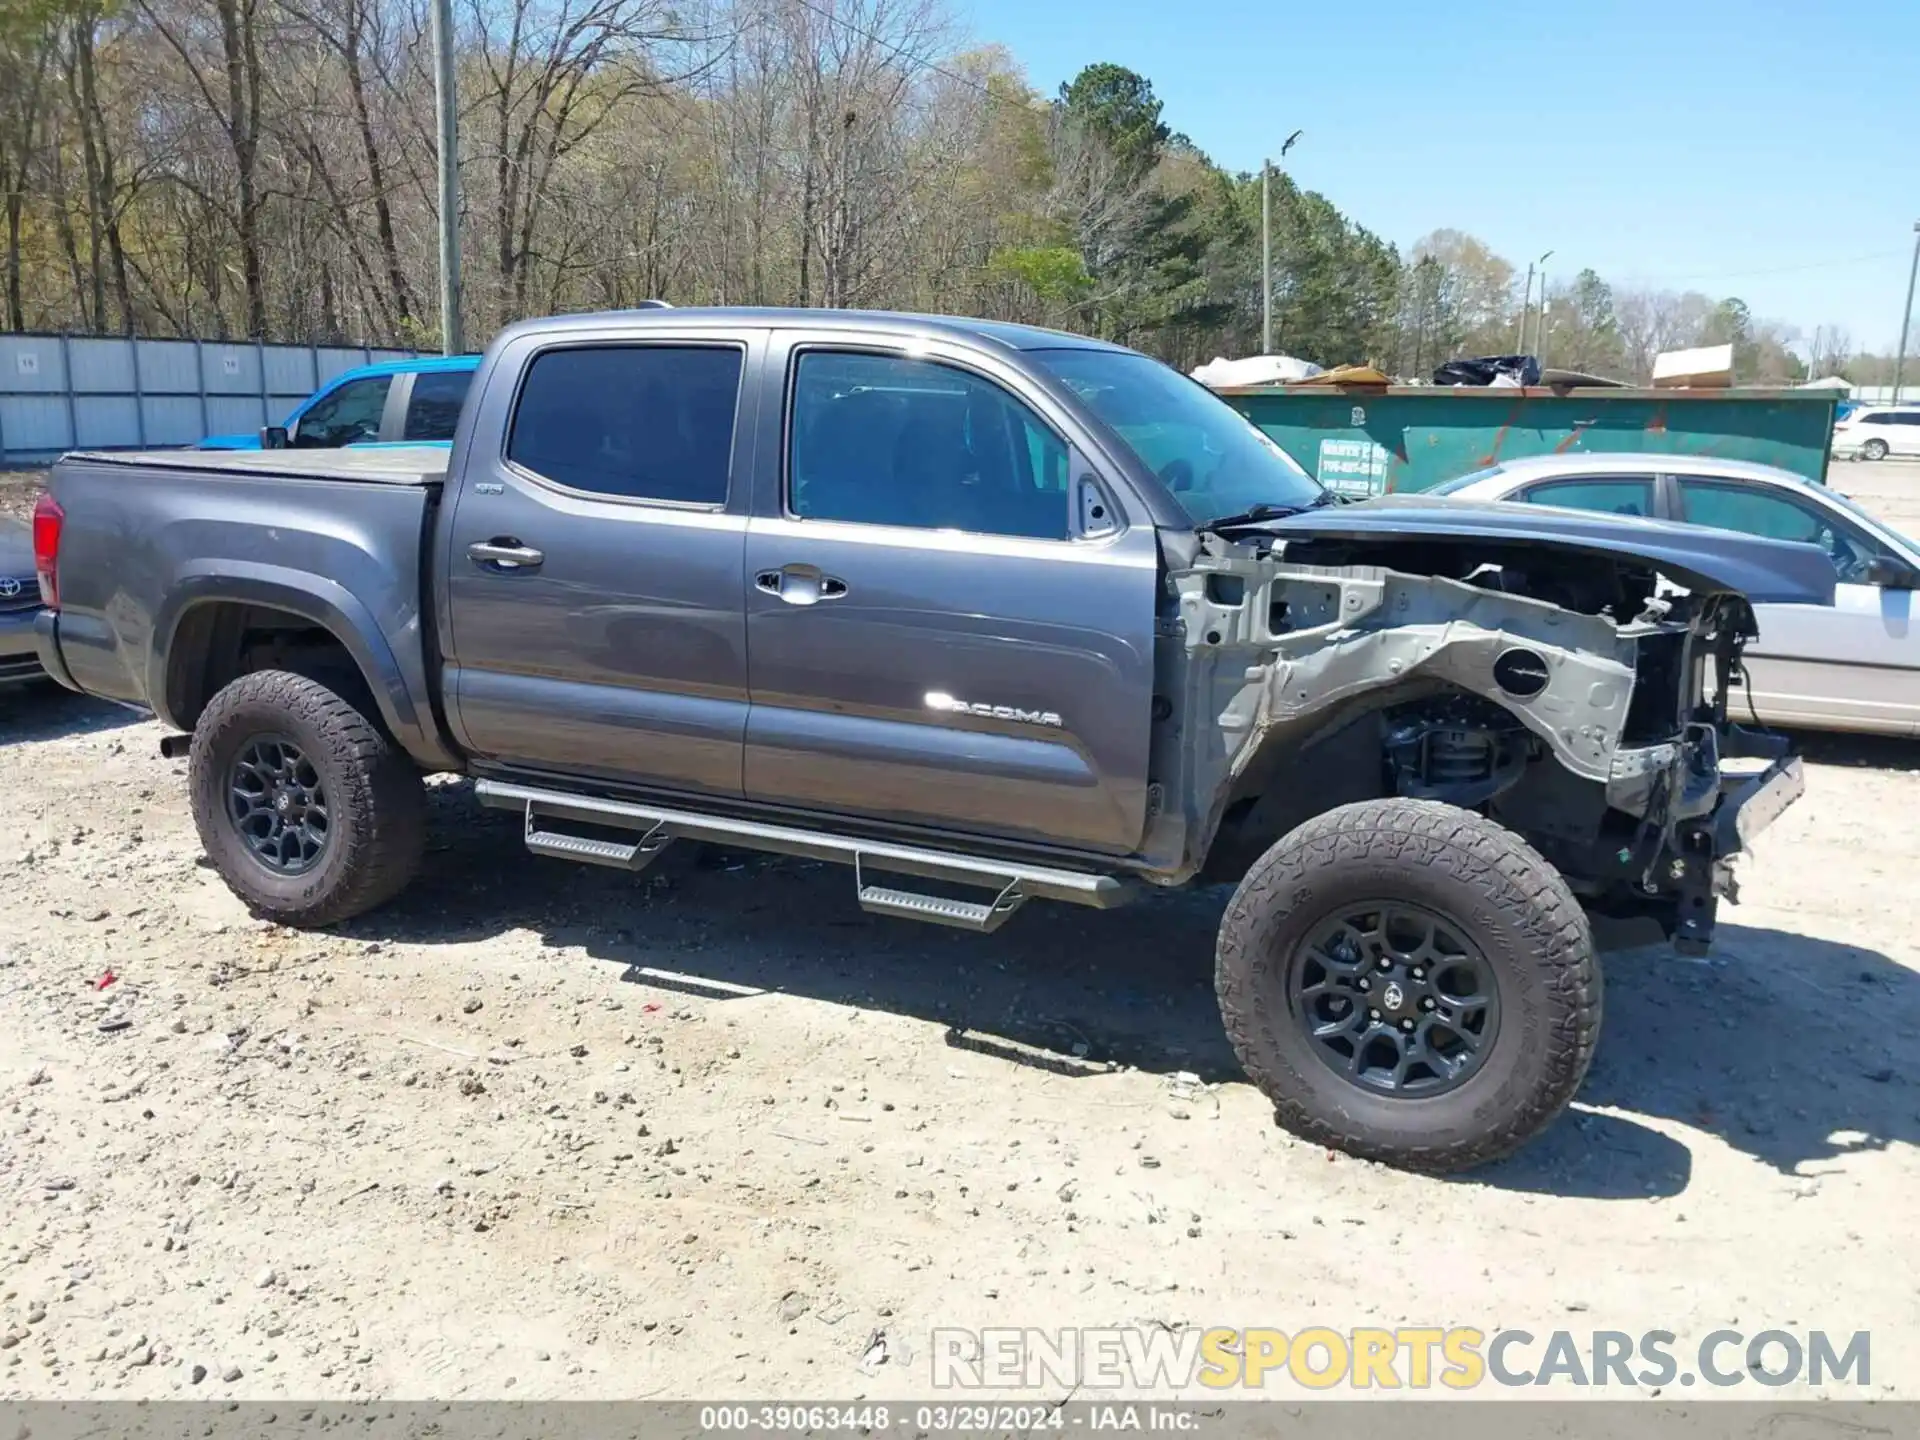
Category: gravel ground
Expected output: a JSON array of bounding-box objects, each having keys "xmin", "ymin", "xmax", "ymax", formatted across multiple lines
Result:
[
  {"xmin": 2, "ymin": 458, "xmax": 1918, "ymax": 1403},
  {"xmin": 0, "ymin": 470, "xmax": 43, "ymax": 524}
]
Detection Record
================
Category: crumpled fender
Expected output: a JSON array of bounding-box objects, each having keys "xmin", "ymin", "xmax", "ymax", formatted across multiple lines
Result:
[{"xmin": 1155, "ymin": 552, "xmax": 1679, "ymax": 883}]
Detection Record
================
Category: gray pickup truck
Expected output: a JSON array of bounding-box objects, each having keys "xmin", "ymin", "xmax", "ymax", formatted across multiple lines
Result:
[{"xmin": 32, "ymin": 307, "xmax": 1829, "ymax": 1170}]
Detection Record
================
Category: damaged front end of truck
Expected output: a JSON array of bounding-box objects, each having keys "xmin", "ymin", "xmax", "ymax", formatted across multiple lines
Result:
[{"xmin": 1141, "ymin": 497, "xmax": 1828, "ymax": 954}]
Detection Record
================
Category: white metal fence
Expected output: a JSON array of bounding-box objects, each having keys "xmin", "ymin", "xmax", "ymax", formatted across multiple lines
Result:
[{"xmin": 0, "ymin": 332, "xmax": 418, "ymax": 466}]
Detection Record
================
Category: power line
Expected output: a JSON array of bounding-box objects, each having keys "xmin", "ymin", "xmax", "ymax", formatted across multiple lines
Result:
[
  {"xmin": 784, "ymin": 0, "xmax": 1002, "ymax": 101},
  {"xmin": 1622, "ymin": 249, "xmax": 1906, "ymax": 288}
]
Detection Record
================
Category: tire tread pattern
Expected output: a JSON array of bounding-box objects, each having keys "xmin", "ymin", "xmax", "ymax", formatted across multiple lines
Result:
[
  {"xmin": 189, "ymin": 670, "xmax": 425, "ymax": 927},
  {"xmin": 1216, "ymin": 797, "xmax": 1600, "ymax": 1172}
]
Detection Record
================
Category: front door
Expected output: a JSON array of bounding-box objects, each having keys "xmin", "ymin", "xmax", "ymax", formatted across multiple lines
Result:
[
  {"xmin": 1673, "ymin": 475, "xmax": 1919, "ymax": 734},
  {"xmin": 442, "ymin": 331, "xmax": 761, "ymax": 793},
  {"xmin": 741, "ymin": 342, "xmax": 1159, "ymax": 855}
]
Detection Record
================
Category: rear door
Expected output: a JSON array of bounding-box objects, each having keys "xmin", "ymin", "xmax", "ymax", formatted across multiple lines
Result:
[
  {"xmin": 1673, "ymin": 475, "xmax": 1919, "ymax": 734},
  {"xmin": 442, "ymin": 328, "xmax": 761, "ymax": 793},
  {"xmin": 739, "ymin": 337, "xmax": 1159, "ymax": 855}
]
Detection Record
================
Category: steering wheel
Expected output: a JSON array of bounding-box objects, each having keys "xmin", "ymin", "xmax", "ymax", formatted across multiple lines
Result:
[{"xmin": 1159, "ymin": 458, "xmax": 1196, "ymax": 493}]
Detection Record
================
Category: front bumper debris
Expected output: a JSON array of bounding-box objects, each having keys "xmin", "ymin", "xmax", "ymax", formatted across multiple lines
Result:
[
  {"xmin": 1663, "ymin": 730, "xmax": 1802, "ymax": 956},
  {"xmin": 1713, "ymin": 754, "xmax": 1804, "ymax": 854}
]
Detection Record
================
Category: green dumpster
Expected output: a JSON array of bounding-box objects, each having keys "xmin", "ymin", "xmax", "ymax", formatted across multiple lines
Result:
[{"xmin": 1213, "ymin": 385, "xmax": 1839, "ymax": 497}]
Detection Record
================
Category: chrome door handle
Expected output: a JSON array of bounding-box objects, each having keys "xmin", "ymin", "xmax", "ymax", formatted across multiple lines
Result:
[
  {"xmin": 756, "ymin": 566, "xmax": 847, "ymax": 605},
  {"xmin": 468, "ymin": 540, "xmax": 545, "ymax": 570}
]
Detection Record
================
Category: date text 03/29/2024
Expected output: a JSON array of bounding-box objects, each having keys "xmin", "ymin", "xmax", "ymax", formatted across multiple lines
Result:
[{"xmin": 696, "ymin": 1405, "xmax": 1197, "ymax": 1433}]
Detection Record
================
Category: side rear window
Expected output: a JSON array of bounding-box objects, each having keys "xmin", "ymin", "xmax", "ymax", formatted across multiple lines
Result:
[
  {"xmin": 1521, "ymin": 477, "xmax": 1656, "ymax": 517},
  {"xmin": 786, "ymin": 351, "xmax": 1070, "ymax": 541},
  {"xmin": 404, "ymin": 369, "xmax": 472, "ymax": 441},
  {"xmin": 507, "ymin": 345, "xmax": 743, "ymax": 504}
]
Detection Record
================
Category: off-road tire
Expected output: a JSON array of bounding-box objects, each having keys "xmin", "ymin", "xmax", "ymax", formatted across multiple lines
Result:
[
  {"xmin": 1861, "ymin": 438, "xmax": 1890, "ymax": 461},
  {"xmin": 189, "ymin": 669, "xmax": 425, "ymax": 927},
  {"xmin": 1215, "ymin": 798, "xmax": 1600, "ymax": 1172}
]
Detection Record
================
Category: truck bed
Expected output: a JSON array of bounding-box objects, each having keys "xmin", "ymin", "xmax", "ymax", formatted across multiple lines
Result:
[
  {"xmin": 39, "ymin": 447, "xmax": 457, "ymax": 769},
  {"xmin": 65, "ymin": 445, "xmax": 450, "ymax": 486}
]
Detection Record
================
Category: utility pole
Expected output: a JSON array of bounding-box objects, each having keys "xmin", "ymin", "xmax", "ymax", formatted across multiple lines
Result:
[
  {"xmin": 1894, "ymin": 221, "xmax": 1920, "ymax": 405},
  {"xmin": 1515, "ymin": 265, "xmax": 1534, "ymax": 352},
  {"xmin": 1260, "ymin": 130, "xmax": 1302, "ymax": 356},
  {"xmin": 430, "ymin": 0, "xmax": 463, "ymax": 354},
  {"xmin": 1261, "ymin": 162, "xmax": 1271, "ymax": 355},
  {"xmin": 1528, "ymin": 249, "xmax": 1554, "ymax": 363}
]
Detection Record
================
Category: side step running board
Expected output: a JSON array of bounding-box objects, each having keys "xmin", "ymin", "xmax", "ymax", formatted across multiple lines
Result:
[
  {"xmin": 524, "ymin": 809, "xmax": 673, "ymax": 872},
  {"xmin": 476, "ymin": 779, "xmax": 1133, "ymax": 932},
  {"xmin": 855, "ymin": 861, "xmax": 1027, "ymax": 934}
]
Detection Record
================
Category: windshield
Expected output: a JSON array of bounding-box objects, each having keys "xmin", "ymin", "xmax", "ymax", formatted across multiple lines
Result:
[
  {"xmin": 1429, "ymin": 465, "xmax": 1506, "ymax": 496},
  {"xmin": 1814, "ymin": 480, "xmax": 1920, "ymax": 556},
  {"xmin": 1033, "ymin": 349, "xmax": 1323, "ymax": 522}
]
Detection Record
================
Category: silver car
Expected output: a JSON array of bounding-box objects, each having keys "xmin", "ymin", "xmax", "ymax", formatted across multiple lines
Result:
[
  {"xmin": 0, "ymin": 515, "xmax": 48, "ymax": 688},
  {"xmin": 1433, "ymin": 455, "xmax": 1920, "ymax": 736}
]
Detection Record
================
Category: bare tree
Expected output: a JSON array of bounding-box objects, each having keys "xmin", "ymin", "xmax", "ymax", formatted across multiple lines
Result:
[
  {"xmin": 466, "ymin": 0, "xmax": 705, "ymax": 325},
  {"xmin": 137, "ymin": 0, "xmax": 273, "ymax": 335},
  {"xmin": 0, "ymin": 0, "xmax": 58, "ymax": 329},
  {"xmin": 1614, "ymin": 287, "xmax": 1715, "ymax": 382}
]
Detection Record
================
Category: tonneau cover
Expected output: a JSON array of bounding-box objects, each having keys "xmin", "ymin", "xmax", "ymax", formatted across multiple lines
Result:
[{"xmin": 62, "ymin": 445, "xmax": 450, "ymax": 487}]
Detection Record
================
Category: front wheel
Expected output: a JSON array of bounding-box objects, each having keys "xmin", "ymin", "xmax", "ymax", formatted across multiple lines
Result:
[
  {"xmin": 1861, "ymin": 438, "xmax": 1890, "ymax": 461},
  {"xmin": 189, "ymin": 669, "xmax": 426, "ymax": 927},
  {"xmin": 1215, "ymin": 798, "xmax": 1600, "ymax": 1172}
]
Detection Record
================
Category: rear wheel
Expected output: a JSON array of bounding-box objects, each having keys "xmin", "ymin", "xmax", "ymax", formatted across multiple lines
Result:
[
  {"xmin": 1861, "ymin": 437, "xmax": 1890, "ymax": 461},
  {"xmin": 1215, "ymin": 798, "xmax": 1600, "ymax": 1171},
  {"xmin": 189, "ymin": 669, "xmax": 425, "ymax": 926}
]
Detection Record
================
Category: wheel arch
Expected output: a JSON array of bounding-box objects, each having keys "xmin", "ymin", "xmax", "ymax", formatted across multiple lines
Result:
[
  {"xmin": 151, "ymin": 565, "xmax": 458, "ymax": 771},
  {"xmin": 1197, "ymin": 676, "xmax": 1490, "ymax": 884}
]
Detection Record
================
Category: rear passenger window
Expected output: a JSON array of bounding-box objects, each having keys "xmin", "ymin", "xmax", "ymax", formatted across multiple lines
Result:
[
  {"xmin": 788, "ymin": 351, "xmax": 1069, "ymax": 540},
  {"xmin": 1521, "ymin": 477, "xmax": 1656, "ymax": 517},
  {"xmin": 508, "ymin": 345, "xmax": 742, "ymax": 503},
  {"xmin": 404, "ymin": 369, "xmax": 472, "ymax": 441}
]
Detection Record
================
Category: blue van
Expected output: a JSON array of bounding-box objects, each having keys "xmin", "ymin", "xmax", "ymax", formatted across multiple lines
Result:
[{"xmin": 199, "ymin": 355, "xmax": 479, "ymax": 450}]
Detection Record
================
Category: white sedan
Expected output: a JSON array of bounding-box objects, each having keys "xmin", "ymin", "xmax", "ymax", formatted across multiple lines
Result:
[{"xmin": 1432, "ymin": 455, "xmax": 1920, "ymax": 736}]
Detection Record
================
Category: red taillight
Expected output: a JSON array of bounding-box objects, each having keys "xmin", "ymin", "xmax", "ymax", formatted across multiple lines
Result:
[{"xmin": 32, "ymin": 492, "xmax": 63, "ymax": 609}]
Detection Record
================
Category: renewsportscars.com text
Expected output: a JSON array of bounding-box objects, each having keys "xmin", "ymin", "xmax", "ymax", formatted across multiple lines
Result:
[{"xmin": 930, "ymin": 1326, "xmax": 1872, "ymax": 1391}]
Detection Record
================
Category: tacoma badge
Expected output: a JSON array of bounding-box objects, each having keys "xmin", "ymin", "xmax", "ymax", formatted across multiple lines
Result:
[{"xmin": 924, "ymin": 691, "xmax": 1064, "ymax": 728}]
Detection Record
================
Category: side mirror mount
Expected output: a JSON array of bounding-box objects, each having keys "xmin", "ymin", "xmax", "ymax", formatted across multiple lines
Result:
[
  {"xmin": 1075, "ymin": 472, "xmax": 1120, "ymax": 539},
  {"xmin": 260, "ymin": 425, "xmax": 289, "ymax": 450},
  {"xmin": 1865, "ymin": 555, "xmax": 1919, "ymax": 589}
]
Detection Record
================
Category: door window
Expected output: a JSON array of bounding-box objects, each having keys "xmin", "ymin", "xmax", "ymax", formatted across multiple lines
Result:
[
  {"xmin": 1520, "ymin": 477, "xmax": 1657, "ymax": 517},
  {"xmin": 788, "ymin": 351, "xmax": 1070, "ymax": 541},
  {"xmin": 1677, "ymin": 478, "xmax": 1890, "ymax": 584},
  {"xmin": 507, "ymin": 345, "xmax": 743, "ymax": 504},
  {"xmin": 293, "ymin": 376, "xmax": 391, "ymax": 446},
  {"xmin": 403, "ymin": 369, "xmax": 473, "ymax": 441}
]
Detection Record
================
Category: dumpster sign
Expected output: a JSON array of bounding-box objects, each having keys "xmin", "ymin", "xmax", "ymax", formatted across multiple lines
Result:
[{"xmin": 1317, "ymin": 438, "xmax": 1390, "ymax": 497}]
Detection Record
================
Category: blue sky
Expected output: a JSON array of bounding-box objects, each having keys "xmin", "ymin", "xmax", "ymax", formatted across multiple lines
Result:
[{"xmin": 959, "ymin": 0, "xmax": 1920, "ymax": 354}]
